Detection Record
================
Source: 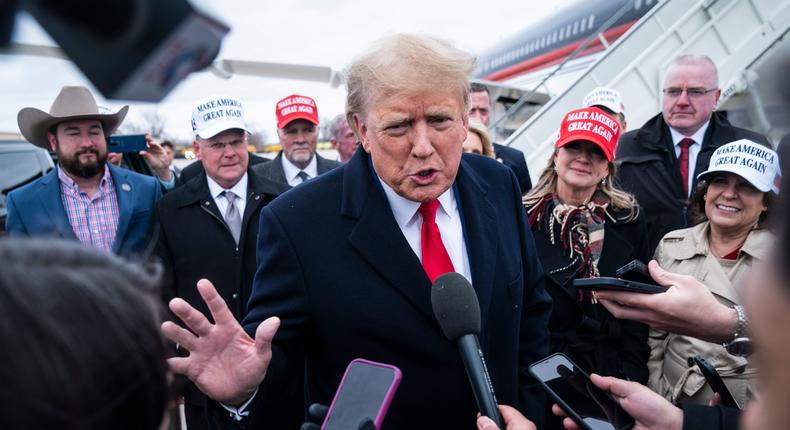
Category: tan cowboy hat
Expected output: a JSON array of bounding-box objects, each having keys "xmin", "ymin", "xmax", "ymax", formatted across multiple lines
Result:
[{"xmin": 17, "ymin": 86, "xmax": 129, "ymax": 149}]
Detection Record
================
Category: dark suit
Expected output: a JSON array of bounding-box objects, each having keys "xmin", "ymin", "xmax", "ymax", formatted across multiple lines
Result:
[
  {"xmin": 251, "ymin": 151, "xmax": 341, "ymax": 191},
  {"xmin": 616, "ymin": 112, "xmax": 769, "ymax": 253},
  {"xmin": 493, "ymin": 142, "xmax": 532, "ymax": 195},
  {"xmin": 179, "ymin": 152, "xmax": 270, "ymax": 185},
  {"xmin": 239, "ymin": 149, "xmax": 552, "ymax": 429},
  {"xmin": 5, "ymin": 164, "xmax": 161, "ymax": 257},
  {"xmin": 155, "ymin": 167, "xmax": 286, "ymax": 430}
]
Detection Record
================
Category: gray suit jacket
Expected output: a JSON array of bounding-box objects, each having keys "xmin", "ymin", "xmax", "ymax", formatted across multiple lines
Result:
[{"xmin": 252, "ymin": 151, "xmax": 341, "ymax": 192}]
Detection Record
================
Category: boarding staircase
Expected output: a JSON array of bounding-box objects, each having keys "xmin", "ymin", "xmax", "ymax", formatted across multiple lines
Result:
[{"xmin": 502, "ymin": 0, "xmax": 790, "ymax": 184}]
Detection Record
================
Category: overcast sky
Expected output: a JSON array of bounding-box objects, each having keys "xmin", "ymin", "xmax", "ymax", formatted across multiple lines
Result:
[{"xmin": 0, "ymin": 0, "xmax": 576, "ymax": 143}]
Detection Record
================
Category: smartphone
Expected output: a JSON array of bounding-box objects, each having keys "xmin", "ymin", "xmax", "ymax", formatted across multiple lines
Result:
[
  {"xmin": 615, "ymin": 260, "xmax": 656, "ymax": 285},
  {"xmin": 322, "ymin": 359, "xmax": 402, "ymax": 430},
  {"xmin": 689, "ymin": 355, "xmax": 740, "ymax": 409},
  {"xmin": 107, "ymin": 134, "xmax": 147, "ymax": 153},
  {"xmin": 573, "ymin": 277, "xmax": 667, "ymax": 294},
  {"xmin": 530, "ymin": 353, "xmax": 635, "ymax": 430}
]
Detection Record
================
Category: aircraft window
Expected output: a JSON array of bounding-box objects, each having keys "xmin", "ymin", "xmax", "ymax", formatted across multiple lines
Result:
[
  {"xmin": 635, "ymin": 0, "xmax": 642, "ymax": 9},
  {"xmin": 589, "ymin": 14, "xmax": 595, "ymax": 29},
  {"xmin": 580, "ymin": 19, "xmax": 586, "ymax": 32},
  {"xmin": 573, "ymin": 21, "xmax": 579, "ymax": 35},
  {"xmin": 559, "ymin": 28, "xmax": 564, "ymax": 41},
  {"xmin": 552, "ymin": 31, "xmax": 557, "ymax": 43}
]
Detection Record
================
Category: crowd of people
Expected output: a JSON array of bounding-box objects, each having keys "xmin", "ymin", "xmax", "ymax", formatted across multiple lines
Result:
[{"xmin": 1, "ymin": 32, "xmax": 788, "ymax": 430}]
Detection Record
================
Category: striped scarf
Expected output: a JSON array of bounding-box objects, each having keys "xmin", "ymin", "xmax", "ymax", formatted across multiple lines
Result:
[{"xmin": 528, "ymin": 191, "xmax": 611, "ymax": 300}]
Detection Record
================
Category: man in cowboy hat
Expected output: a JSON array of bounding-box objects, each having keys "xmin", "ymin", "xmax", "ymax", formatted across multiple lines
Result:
[{"xmin": 5, "ymin": 86, "xmax": 166, "ymax": 257}]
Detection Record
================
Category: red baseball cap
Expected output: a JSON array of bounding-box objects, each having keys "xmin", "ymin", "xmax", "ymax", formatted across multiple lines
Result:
[
  {"xmin": 275, "ymin": 94, "xmax": 319, "ymax": 129},
  {"xmin": 555, "ymin": 107, "xmax": 621, "ymax": 161}
]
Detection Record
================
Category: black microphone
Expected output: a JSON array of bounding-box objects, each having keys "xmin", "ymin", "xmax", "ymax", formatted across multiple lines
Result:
[{"xmin": 430, "ymin": 272, "xmax": 503, "ymax": 427}]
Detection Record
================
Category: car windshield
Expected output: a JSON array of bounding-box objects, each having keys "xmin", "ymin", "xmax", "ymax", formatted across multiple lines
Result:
[{"xmin": 0, "ymin": 150, "xmax": 49, "ymax": 211}]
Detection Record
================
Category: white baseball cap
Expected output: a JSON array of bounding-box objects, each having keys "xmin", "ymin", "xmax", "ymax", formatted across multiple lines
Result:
[
  {"xmin": 583, "ymin": 87, "xmax": 625, "ymax": 115},
  {"xmin": 698, "ymin": 139, "xmax": 782, "ymax": 194},
  {"xmin": 191, "ymin": 95, "xmax": 250, "ymax": 139}
]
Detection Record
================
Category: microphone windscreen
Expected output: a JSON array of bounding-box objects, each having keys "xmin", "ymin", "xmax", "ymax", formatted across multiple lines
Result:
[{"xmin": 430, "ymin": 272, "xmax": 481, "ymax": 340}]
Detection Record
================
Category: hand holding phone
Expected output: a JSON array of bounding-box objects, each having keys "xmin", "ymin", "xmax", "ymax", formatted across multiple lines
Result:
[
  {"xmin": 321, "ymin": 359, "xmax": 401, "ymax": 430},
  {"xmin": 530, "ymin": 353, "xmax": 634, "ymax": 430}
]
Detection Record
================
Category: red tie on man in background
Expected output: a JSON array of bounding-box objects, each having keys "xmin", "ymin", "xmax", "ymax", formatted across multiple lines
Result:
[
  {"xmin": 678, "ymin": 138, "xmax": 694, "ymax": 197},
  {"xmin": 418, "ymin": 200, "xmax": 455, "ymax": 282}
]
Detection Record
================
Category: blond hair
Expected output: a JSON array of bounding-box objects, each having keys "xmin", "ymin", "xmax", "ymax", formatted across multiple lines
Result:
[
  {"xmin": 467, "ymin": 119, "xmax": 495, "ymax": 157},
  {"xmin": 344, "ymin": 34, "xmax": 475, "ymax": 135},
  {"xmin": 523, "ymin": 149, "xmax": 638, "ymax": 219}
]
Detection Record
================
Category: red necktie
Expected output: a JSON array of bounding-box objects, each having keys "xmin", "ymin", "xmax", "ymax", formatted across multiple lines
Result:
[
  {"xmin": 418, "ymin": 200, "xmax": 455, "ymax": 282},
  {"xmin": 678, "ymin": 138, "xmax": 694, "ymax": 197}
]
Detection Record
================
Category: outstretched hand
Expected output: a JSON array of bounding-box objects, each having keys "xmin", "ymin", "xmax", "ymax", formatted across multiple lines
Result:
[
  {"xmin": 595, "ymin": 260, "xmax": 736, "ymax": 343},
  {"xmin": 161, "ymin": 279, "xmax": 279, "ymax": 405}
]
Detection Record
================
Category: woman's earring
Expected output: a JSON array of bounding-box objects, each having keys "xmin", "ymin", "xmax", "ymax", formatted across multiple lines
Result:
[{"xmin": 601, "ymin": 177, "xmax": 607, "ymax": 186}]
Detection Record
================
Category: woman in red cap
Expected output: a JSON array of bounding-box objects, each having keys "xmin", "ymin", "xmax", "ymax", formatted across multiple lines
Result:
[{"xmin": 523, "ymin": 106, "xmax": 649, "ymax": 428}]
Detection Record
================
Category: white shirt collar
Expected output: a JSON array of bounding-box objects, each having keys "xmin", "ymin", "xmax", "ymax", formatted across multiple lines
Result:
[
  {"xmin": 281, "ymin": 153, "xmax": 318, "ymax": 183},
  {"xmin": 669, "ymin": 120, "xmax": 710, "ymax": 146},
  {"xmin": 206, "ymin": 172, "xmax": 248, "ymax": 202},
  {"xmin": 377, "ymin": 178, "xmax": 456, "ymax": 229}
]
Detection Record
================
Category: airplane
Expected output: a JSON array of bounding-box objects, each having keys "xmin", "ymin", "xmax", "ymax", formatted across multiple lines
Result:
[
  {"xmin": 471, "ymin": 0, "xmax": 658, "ymax": 138},
  {"xmin": 474, "ymin": 0, "xmax": 658, "ymax": 88}
]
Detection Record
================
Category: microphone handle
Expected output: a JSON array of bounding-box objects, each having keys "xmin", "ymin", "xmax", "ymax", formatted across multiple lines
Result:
[{"xmin": 457, "ymin": 334, "xmax": 503, "ymax": 428}]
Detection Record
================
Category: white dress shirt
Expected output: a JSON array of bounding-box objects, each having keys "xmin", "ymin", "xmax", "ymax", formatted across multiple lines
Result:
[
  {"xmin": 378, "ymin": 178, "xmax": 472, "ymax": 282},
  {"xmin": 206, "ymin": 173, "xmax": 248, "ymax": 216},
  {"xmin": 281, "ymin": 154, "xmax": 318, "ymax": 187},
  {"xmin": 669, "ymin": 121, "xmax": 709, "ymax": 197}
]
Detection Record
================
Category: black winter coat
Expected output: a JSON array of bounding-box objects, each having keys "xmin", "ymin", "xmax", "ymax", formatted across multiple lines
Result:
[
  {"xmin": 154, "ymin": 168, "xmax": 287, "ymax": 410},
  {"xmin": 527, "ymin": 205, "xmax": 651, "ymax": 381},
  {"xmin": 616, "ymin": 112, "xmax": 769, "ymax": 254}
]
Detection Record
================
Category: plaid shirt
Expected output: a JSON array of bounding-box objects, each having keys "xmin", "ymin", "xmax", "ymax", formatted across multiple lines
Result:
[{"xmin": 58, "ymin": 166, "xmax": 120, "ymax": 252}]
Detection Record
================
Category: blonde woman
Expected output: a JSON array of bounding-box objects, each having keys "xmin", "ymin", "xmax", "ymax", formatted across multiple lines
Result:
[
  {"xmin": 523, "ymin": 108, "xmax": 650, "ymax": 428},
  {"xmin": 462, "ymin": 119, "xmax": 495, "ymax": 157}
]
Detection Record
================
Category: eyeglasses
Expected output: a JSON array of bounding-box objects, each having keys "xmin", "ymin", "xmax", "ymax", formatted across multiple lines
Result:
[
  {"xmin": 203, "ymin": 139, "xmax": 246, "ymax": 151},
  {"xmin": 662, "ymin": 87, "xmax": 718, "ymax": 99}
]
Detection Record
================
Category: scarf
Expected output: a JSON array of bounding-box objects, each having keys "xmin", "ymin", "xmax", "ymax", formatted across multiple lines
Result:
[{"xmin": 528, "ymin": 190, "xmax": 612, "ymax": 301}]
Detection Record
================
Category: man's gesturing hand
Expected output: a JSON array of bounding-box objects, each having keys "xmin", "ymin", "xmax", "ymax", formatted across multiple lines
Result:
[{"xmin": 161, "ymin": 279, "xmax": 280, "ymax": 405}]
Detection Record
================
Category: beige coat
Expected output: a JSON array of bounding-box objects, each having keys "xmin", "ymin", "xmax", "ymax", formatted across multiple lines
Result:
[{"xmin": 648, "ymin": 221, "xmax": 773, "ymax": 407}]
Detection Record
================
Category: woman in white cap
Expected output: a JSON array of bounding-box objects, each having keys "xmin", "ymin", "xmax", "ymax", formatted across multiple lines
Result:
[
  {"xmin": 648, "ymin": 139, "xmax": 780, "ymax": 408},
  {"xmin": 524, "ymin": 106, "xmax": 649, "ymax": 429}
]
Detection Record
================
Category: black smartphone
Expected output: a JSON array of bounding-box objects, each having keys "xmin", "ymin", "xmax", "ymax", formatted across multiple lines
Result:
[
  {"xmin": 530, "ymin": 353, "xmax": 635, "ymax": 430},
  {"xmin": 689, "ymin": 355, "xmax": 740, "ymax": 409},
  {"xmin": 107, "ymin": 134, "xmax": 147, "ymax": 153},
  {"xmin": 615, "ymin": 260, "xmax": 656, "ymax": 285},
  {"xmin": 322, "ymin": 359, "xmax": 402, "ymax": 430},
  {"xmin": 573, "ymin": 277, "xmax": 667, "ymax": 294}
]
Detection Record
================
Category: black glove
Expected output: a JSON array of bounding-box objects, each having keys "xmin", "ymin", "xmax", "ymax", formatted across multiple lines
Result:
[{"xmin": 300, "ymin": 403, "xmax": 377, "ymax": 430}]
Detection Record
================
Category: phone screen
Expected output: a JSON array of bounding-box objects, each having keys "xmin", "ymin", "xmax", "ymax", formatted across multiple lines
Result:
[
  {"xmin": 530, "ymin": 354, "xmax": 634, "ymax": 430},
  {"xmin": 107, "ymin": 134, "xmax": 147, "ymax": 153},
  {"xmin": 322, "ymin": 359, "xmax": 401, "ymax": 430}
]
